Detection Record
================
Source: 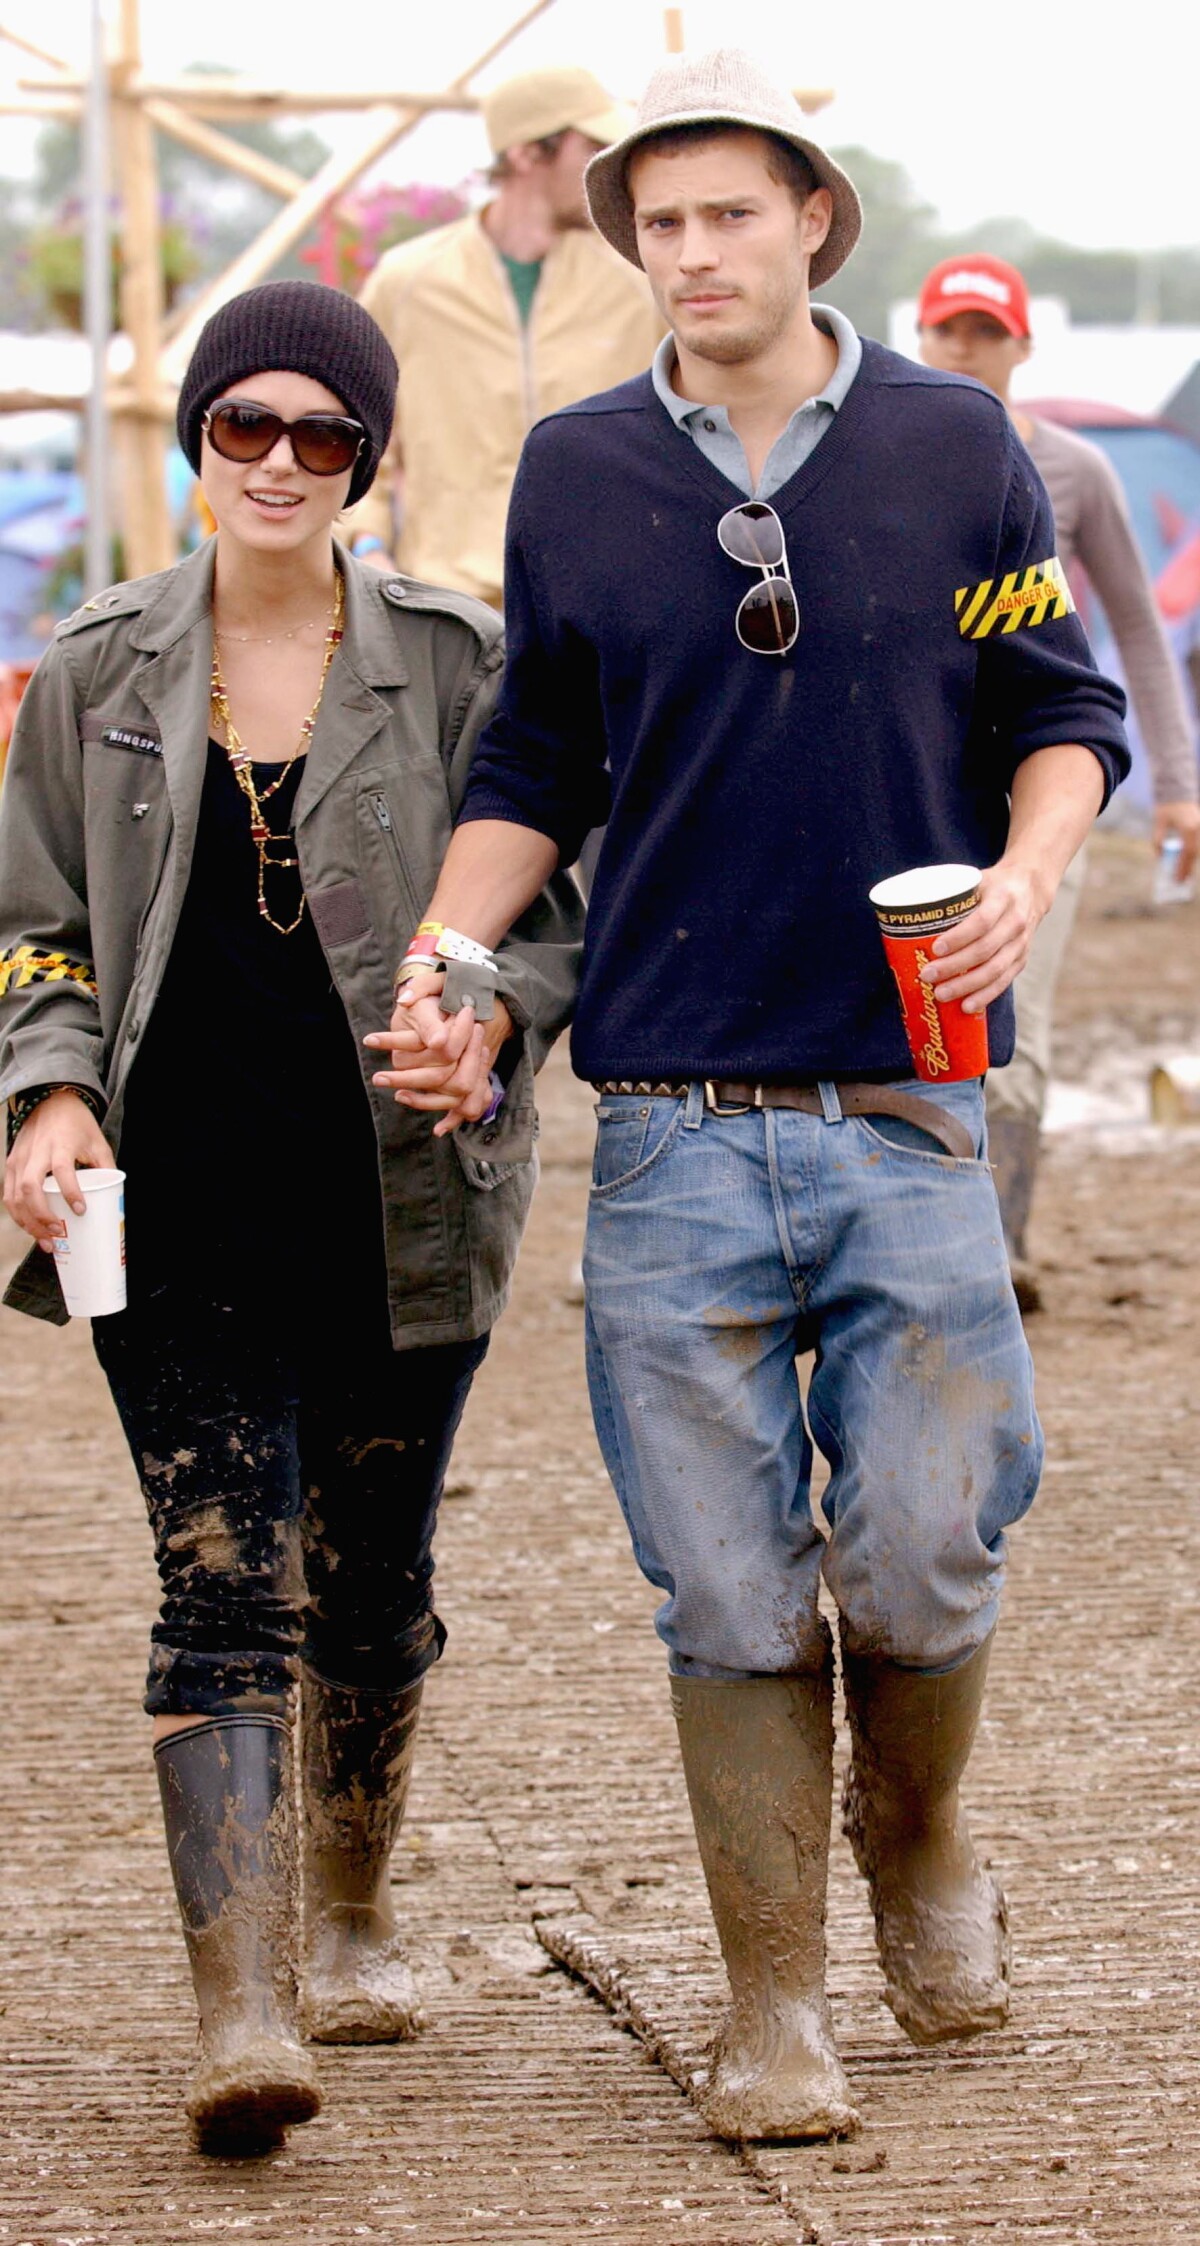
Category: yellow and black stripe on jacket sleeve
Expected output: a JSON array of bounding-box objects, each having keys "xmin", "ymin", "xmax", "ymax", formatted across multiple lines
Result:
[{"xmin": 0, "ymin": 944, "xmax": 98, "ymax": 999}]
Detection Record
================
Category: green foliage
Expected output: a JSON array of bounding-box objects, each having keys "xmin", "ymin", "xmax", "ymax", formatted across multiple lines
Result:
[
  {"xmin": 6, "ymin": 96, "xmax": 1200, "ymax": 344},
  {"xmin": 0, "ymin": 176, "xmax": 36, "ymax": 327},
  {"xmin": 26, "ymin": 208, "xmax": 199, "ymax": 328},
  {"xmin": 818, "ymin": 146, "xmax": 1200, "ymax": 342},
  {"xmin": 816, "ymin": 145, "xmax": 936, "ymax": 339},
  {"xmin": 10, "ymin": 82, "xmax": 334, "ymax": 331}
]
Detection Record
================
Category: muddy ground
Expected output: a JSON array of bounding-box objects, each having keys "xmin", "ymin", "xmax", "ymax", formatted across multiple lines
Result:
[{"xmin": 2, "ymin": 831, "xmax": 1198, "ymax": 2245}]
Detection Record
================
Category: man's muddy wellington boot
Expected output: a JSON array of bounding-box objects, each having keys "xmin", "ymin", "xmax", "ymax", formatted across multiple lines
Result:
[
  {"xmin": 987, "ymin": 1111, "xmax": 1043, "ymax": 1314},
  {"xmin": 840, "ymin": 1627, "xmax": 1010, "ymax": 2046},
  {"xmin": 300, "ymin": 1670, "xmax": 424, "ymax": 2043},
  {"xmin": 154, "ymin": 1714, "xmax": 321, "ymax": 2154},
  {"xmin": 671, "ymin": 1649, "xmax": 858, "ymax": 2143}
]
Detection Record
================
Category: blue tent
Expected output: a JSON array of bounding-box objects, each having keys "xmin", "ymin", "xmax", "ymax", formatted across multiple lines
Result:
[
  {"xmin": 1027, "ymin": 401, "xmax": 1200, "ymax": 808},
  {"xmin": 0, "ymin": 470, "xmax": 85, "ymax": 663}
]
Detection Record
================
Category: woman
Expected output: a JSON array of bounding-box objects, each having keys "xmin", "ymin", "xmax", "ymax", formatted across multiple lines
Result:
[{"xmin": 0, "ymin": 281, "xmax": 580, "ymax": 2153}]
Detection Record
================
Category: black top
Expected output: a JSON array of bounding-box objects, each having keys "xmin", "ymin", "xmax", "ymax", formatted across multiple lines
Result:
[
  {"xmin": 119, "ymin": 741, "xmax": 386, "ymax": 1317},
  {"xmin": 461, "ymin": 344, "xmax": 1130, "ymax": 1082}
]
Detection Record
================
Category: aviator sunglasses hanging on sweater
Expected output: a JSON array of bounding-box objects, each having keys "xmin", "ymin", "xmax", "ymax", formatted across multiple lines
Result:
[
  {"xmin": 718, "ymin": 500, "xmax": 799, "ymax": 655},
  {"xmin": 209, "ymin": 572, "xmax": 345, "ymax": 935}
]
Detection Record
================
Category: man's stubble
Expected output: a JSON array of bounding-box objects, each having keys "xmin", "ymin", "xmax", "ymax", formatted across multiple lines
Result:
[{"xmin": 668, "ymin": 253, "xmax": 807, "ymax": 370}]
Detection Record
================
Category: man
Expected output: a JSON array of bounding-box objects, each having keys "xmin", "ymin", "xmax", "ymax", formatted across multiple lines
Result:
[
  {"xmin": 343, "ymin": 65, "xmax": 662, "ymax": 608},
  {"xmin": 371, "ymin": 51, "xmax": 1129, "ymax": 2141},
  {"xmin": 917, "ymin": 253, "xmax": 1199, "ymax": 1305}
]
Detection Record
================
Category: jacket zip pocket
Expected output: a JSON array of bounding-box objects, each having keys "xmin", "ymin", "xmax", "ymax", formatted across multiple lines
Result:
[{"xmin": 367, "ymin": 788, "xmax": 421, "ymax": 923}]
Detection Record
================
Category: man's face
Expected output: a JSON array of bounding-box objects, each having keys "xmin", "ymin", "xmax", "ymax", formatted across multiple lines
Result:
[
  {"xmin": 629, "ymin": 130, "xmax": 832, "ymax": 368},
  {"xmin": 540, "ymin": 128, "xmax": 606, "ymax": 231},
  {"xmin": 918, "ymin": 310, "xmax": 1031, "ymax": 399}
]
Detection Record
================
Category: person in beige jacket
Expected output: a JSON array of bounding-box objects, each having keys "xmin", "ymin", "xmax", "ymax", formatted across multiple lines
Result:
[{"xmin": 344, "ymin": 66, "xmax": 663, "ymax": 608}]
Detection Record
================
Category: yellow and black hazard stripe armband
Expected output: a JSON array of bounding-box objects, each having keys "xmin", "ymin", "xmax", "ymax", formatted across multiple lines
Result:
[
  {"xmin": 0, "ymin": 944, "xmax": 98, "ymax": 1000},
  {"xmin": 955, "ymin": 557, "xmax": 1076, "ymax": 641}
]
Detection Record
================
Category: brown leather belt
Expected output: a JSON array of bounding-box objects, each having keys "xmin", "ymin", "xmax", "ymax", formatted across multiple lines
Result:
[{"xmin": 592, "ymin": 1078, "xmax": 975, "ymax": 1161}]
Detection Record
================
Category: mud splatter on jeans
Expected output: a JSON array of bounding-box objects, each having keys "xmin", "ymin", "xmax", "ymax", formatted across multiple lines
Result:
[{"xmin": 93, "ymin": 1291, "xmax": 487, "ymax": 1716}]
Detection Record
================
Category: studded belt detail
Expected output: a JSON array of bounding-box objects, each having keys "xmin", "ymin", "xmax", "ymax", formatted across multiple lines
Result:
[{"xmin": 592, "ymin": 1078, "xmax": 975, "ymax": 1161}]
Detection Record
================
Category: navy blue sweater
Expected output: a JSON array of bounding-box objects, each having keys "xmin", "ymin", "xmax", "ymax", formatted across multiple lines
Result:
[{"xmin": 461, "ymin": 341, "xmax": 1129, "ymax": 1080}]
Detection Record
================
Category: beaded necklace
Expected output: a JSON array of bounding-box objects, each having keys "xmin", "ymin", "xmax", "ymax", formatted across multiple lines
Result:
[{"xmin": 209, "ymin": 572, "xmax": 345, "ymax": 935}]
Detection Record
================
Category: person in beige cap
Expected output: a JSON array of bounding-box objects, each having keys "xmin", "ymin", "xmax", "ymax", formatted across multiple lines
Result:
[
  {"xmin": 371, "ymin": 49, "xmax": 1129, "ymax": 2145},
  {"xmin": 343, "ymin": 66, "xmax": 661, "ymax": 608}
]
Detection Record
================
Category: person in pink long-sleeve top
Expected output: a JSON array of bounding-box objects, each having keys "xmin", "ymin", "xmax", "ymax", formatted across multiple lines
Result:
[{"xmin": 918, "ymin": 252, "xmax": 1200, "ymax": 1308}]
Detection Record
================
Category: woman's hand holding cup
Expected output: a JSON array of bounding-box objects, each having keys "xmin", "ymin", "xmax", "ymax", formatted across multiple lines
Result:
[{"xmin": 4, "ymin": 1089, "xmax": 116, "ymax": 1249}]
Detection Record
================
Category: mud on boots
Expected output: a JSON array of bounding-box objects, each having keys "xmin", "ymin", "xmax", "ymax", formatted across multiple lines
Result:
[
  {"xmin": 301, "ymin": 1670, "xmax": 424, "ymax": 2043},
  {"xmin": 672, "ymin": 1643, "xmax": 858, "ymax": 2142},
  {"xmin": 840, "ymin": 1627, "xmax": 1010, "ymax": 2045},
  {"xmin": 155, "ymin": 1714, "xmax": 320, "ymax": 2153}
]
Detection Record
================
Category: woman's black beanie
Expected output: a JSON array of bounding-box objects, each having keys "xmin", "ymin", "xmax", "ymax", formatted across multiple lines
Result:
[{"xmin": 177, "ymin": 280, "xmax": 398, "ymax": 507}]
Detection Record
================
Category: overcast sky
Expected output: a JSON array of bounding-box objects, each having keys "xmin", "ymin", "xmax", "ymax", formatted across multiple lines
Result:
[{"xmin": 3, "ymin": 0, "xmax": 1197, "ymax": 253}]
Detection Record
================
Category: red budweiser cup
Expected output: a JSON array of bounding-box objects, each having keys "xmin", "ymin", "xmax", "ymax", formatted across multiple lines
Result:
[{"xmin": 869, "ymin": 864, "xmax": 989, "ymax": 1084}]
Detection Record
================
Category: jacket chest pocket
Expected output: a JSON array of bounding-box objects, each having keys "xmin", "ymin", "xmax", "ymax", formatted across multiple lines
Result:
[
  {"xmin": 80, "ymin": 741, "xmax": 172, "ymax": 955},
  {"xmin": 81, "ymin": 725, "xmax": 170, "ymax": 818},
  {"xmin": 355, "ymin": 767, "xmax": 452, "ymax": 941}
]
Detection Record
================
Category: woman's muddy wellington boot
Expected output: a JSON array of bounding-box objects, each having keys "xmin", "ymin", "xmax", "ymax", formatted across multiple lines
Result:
[
  {"xmin": 671, "ymin": 1649, "xmax": 858, "ymax": 2143},
  {"xmin": 155, "ymin": 1714, "xmax": 321, "ymax": 2154},
  {"xmin": 301, "ymin": 1671, "xmax": 424, "ymax": 2043},
  {"xmin": 840, "ymin": 1627, "xmax": 1011, "ymax": 2046},
  {"xmin": 987, "ymin": 1111, "xmax": 1043, "ymax": 1314}
]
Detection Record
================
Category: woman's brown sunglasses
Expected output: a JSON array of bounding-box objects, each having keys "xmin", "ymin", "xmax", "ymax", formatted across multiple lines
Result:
[{"xmin": 202, "ymin": 400, "xmax": 366, "ymax": 478}]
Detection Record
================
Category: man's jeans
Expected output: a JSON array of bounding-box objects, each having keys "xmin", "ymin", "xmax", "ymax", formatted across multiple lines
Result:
[{"xmin": 583, "ymin": 1077, "xmax": 1042, "ymax": 1681}]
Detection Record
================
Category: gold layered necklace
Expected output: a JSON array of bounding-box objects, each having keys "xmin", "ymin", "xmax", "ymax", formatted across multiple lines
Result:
[{"xmin": 209, "ymin": 573, "xmax": 345, "ymax": 934}]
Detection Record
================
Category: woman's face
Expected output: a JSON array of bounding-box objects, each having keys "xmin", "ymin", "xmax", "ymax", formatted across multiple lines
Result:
[{"xmin": 199, "ymin": 368, "xmax": 358, "ymax": 556}]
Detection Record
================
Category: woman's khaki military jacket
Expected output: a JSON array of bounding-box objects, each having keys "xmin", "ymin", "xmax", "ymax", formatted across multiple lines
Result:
[{"xmin": 0, "ymin": 542, "xmax": 583, "ymax": 1343}]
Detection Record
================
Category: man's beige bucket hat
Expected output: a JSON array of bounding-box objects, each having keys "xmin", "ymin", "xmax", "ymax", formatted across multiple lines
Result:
[{"xmin": 585, "ymin": 47, "xmax": 861, "ymax": 288}]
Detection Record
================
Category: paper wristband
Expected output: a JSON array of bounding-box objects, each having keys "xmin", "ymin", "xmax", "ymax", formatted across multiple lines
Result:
[
  {"xmin": 403, "ymin": 924, "xmax": 494, "ymax": 969},
  {"xmin": 434, "ymin": 929, "xmax": 494, "ymax": 968}
]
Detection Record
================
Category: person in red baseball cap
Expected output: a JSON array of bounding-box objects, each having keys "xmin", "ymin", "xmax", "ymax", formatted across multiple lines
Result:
[
  {"xmin": 918, "ymin": 252, "xmax": 1032, "ymax": 338},
  {"xmin": 916, "ymin": 252, "xmax": 1199, "ymax": 1308}
]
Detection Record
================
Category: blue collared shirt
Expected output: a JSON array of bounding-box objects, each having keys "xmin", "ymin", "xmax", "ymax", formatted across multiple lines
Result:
[{"xmin": 650, "ymin": 303, "xmax": 862, "ymax": 498}]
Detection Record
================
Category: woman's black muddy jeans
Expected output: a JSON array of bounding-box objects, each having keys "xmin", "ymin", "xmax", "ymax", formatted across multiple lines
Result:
[{"xmin": 93, "ymin": 1290, "xmax": 487, "ymax": 1717}]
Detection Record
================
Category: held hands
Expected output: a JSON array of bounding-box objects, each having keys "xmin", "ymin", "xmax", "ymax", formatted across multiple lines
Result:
[
  {"xmin": 918, "ymin": 858, "xmax": 1055, "ymax": 1014},
  {"xmin": 364, "ymin": 972, "xmax": 513, "ymax": 1139},
  {"xmin": 3, "ymin": 1090, "xmax": 115, "ymax": 1250}
]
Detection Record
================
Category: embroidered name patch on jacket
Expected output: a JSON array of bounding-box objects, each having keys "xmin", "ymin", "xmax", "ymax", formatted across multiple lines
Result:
[
  {"xmin": 101, "ymin": 725, "xmax": 162, "ymax": 755},
  {"xmin": 0, "ymin": 944, "xmax": 98, "ymax": 998},
  {"xmin": 956, "ymin": 558, "xmax": 1076, "ymax": 640},
  {"xmin": 79, "ymin": 713, "xmax": 163, "ymax": 756}
]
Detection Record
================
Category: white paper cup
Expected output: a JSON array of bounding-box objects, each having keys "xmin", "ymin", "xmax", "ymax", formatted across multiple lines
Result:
[{"xmin": 43, "ymin": 1168, "xmax": 127, "ymax": 1317}]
